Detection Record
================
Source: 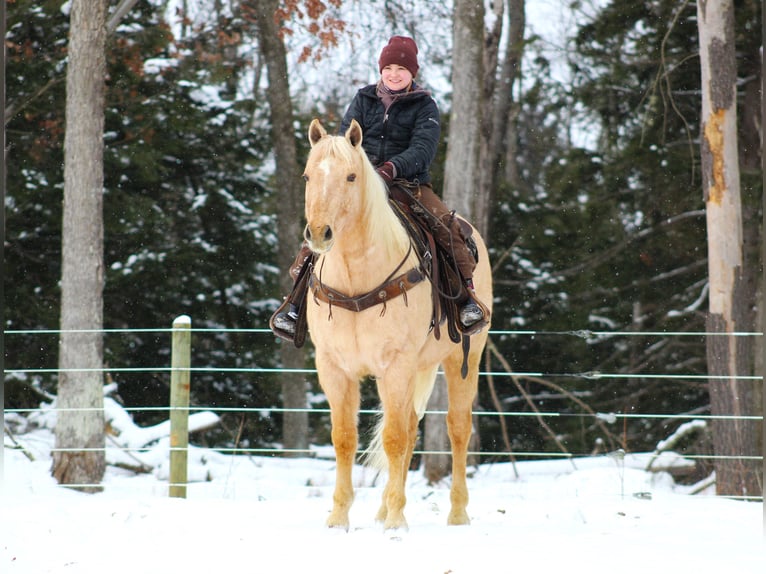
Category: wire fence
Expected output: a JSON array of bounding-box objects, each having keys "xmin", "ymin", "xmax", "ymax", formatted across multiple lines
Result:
[{"xmin": 4, "ymin": 323, "xmax": 763, "ymax": 500}]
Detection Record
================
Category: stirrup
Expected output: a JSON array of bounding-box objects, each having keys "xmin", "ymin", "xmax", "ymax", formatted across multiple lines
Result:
[
  {"xmin": 457, "ymin": 293, "xmax": 489, "ymax": 336},
  {"xmin": 459, "ymin": 301, "xmax": 484, "ymax": 327},
  {"xmin": 273, "ymin": 311, "xmax": 297, "ymax": 333},
  {"xmin": 269, "ymin": 304, "xmax": 299, "ymax": 342}
]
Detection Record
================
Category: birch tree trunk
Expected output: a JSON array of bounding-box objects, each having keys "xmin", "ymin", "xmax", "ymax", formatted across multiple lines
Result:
[
  {"xmin": 52, "ymin": 0, "xmax": 107, "ymax": 490},
  {"xmin": 697, "ymin": 0, "xmax": 762, "ymax": 497},
  {"xmin": 423, "ymin": 0, "xmax": 487, "ymax": 482},
  {"xmin": 253, "ymin": 0, "xmax": 308, "ymax": 455}
]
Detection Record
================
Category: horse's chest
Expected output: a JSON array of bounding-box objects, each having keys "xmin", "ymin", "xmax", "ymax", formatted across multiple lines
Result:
[{"xmin": 310, "ymin": 306, "xmax": 424, "ymax": 373}]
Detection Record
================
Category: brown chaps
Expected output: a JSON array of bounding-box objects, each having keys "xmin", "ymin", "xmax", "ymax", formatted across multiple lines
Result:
[{"xmin": 390, "ymin": 182, "xmax": 476, "ymax": 282}]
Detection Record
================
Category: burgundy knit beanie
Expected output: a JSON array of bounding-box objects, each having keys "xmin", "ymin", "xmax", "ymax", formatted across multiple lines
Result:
[{"xmin": 378, "ymin": 36, "xmax": 419, "ymax": 77}]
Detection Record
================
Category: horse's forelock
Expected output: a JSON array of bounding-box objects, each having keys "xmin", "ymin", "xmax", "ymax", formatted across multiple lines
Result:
[
  {"xmin": 310, "ymin": 133, "xmax": 355, "ymax": 167},
  {"xmin": 310, "ymin": 133, "xmax": 380, "ymax": 197}
]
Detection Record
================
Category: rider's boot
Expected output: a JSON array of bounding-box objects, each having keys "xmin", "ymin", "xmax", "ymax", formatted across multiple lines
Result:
[
  {"xmin": 458, "ymin": 278, "xmax": 489, "ymax": 335},
  {"xmin": 272, "ymin": 303, "xmax": 299, "ymax": 337},
  {"xmin": 269, "ymin": 243, "xmax": 314, "ymax": 344}
]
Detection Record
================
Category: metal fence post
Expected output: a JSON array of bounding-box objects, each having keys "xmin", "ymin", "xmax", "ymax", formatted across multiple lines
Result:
[{"xmin": 169, "ymin": 315, "xmax": 191, "ymax": 498}]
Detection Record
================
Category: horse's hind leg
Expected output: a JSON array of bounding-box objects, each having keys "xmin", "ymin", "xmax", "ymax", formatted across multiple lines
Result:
[
  {"xmin": 443, "ymin": 352, "xmax": 481, "ymax": 525},
  {"xmin": 320, "ymin": 362, "xmax": 360, "ymax": 530}
]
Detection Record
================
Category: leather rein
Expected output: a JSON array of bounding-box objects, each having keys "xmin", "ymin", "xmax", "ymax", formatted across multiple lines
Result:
[{"xmin": 308, "ymin": 242, "xmax": 426, "ymax": 316}]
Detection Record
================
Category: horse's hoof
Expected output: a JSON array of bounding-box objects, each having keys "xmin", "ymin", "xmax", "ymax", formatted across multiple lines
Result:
[
  {"xmin": 326, "ymin": 514, "xmax": 350, "ymax": 531},
  {"xmin": 447, "ymin": 510, "xmax": 471, "ymax": 526},
  {"xmin": 383, "ymin": 514, "xmax": 408, "ymax": 532}
]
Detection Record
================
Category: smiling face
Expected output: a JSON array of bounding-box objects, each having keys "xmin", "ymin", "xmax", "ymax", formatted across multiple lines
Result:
[{"xmin": 381, "ymin": 64, "xmax": 413, "ymax": 91}]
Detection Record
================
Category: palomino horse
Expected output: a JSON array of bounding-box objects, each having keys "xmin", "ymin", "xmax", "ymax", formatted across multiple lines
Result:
[{"xmin": 302, "ymin": 119, "xmax": 492, "ymax": 531}]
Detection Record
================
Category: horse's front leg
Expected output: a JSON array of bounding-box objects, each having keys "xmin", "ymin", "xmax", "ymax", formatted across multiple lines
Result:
[
  {"xmin": 320, "ymin": 363, "xmax": 360, "ymax": 530},
  {"xmin": 375, "ymin": 377, "xmax": 417, "ymax": 531}
]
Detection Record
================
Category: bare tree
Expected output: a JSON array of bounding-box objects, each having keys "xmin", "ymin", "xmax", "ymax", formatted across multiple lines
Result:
[
  {"xmin": 443, "ymin": 0, "xmax": 488, "ymax": 234},
  {"xmin": 697, "ymin": 0, "xmax": 762, "ymax": 496},
  {"xmin": 496, "ymin": 0, "xmax": 526, "ymax": 188},
  {"xmin": 52, "ymin": 0, "xmax": 108, "ymax": 490},
  {"xmin": 423, "ymin": 0, "xmax": 488, "ymax": 482},
  {"xmin": 251, "ymin": 0, "xmax": 309, "ymax": 454},
  {"xmin": 1, "ymin": 0, "xmax": 6, "ymax": 358}
]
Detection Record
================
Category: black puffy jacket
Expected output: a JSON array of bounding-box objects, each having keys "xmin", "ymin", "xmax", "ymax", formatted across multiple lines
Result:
[{"xmin": 339, "ymin": 82, "xmax": 440, "ymax": 185}]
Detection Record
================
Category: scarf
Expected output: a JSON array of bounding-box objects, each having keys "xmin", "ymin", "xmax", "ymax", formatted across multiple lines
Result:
[{"xmin": 376, "ymin": 81, "xmax": 413, "ymax": 112}]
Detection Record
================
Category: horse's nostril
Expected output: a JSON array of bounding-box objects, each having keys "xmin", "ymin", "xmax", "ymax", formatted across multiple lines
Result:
[{"xmin": 304, "ymin": 225, "xmax": 332, "ymax": 246}]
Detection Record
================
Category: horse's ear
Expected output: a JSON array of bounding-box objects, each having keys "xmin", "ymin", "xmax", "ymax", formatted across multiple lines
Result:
[
  {"xmin": 345, "ymin": 119, "xmax": 363, "ymax": 149},
  {"xmin": 309, "ymin": 119, "xmax": 326, "ymax": 147}
]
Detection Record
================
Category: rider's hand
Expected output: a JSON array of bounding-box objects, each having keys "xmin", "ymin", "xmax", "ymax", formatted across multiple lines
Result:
[{"xmin": 376, "ymin": 162, "xmax": 396, "ymax": 184}]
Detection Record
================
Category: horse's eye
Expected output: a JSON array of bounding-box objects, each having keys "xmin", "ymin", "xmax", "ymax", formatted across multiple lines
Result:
[
  {"xmin": 302, "ymin": 174, "xmax": 309, "ymax": 182},
  {"xmin": 347, "ymin": 173, "xmax": 357, "ymax": 182}
]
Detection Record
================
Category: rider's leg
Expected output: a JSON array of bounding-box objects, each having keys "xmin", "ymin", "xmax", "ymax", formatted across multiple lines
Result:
[
  {"xmin": 271, "ymin": 243, "xmax": 313, "ymax": 338},
  {"xmin": 414, "ymin": 184, "xmax": 489, "ymax": 330}
]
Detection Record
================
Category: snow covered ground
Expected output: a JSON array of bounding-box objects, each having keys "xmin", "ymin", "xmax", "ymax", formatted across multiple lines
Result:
[{"xmin": 3, "ymin": 422, "xmax": 763, "ymax": 574}]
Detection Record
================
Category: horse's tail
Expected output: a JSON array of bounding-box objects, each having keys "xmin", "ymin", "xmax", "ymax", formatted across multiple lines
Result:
[{"xmin": 363, "ymin": 365, "xmax": 440, "ymax": 472}]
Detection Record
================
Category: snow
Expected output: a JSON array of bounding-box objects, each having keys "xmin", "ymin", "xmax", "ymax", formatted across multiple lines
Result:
[
  {"xmin": 6, "ymin": 4, "xmax": 764, "ymax": 569},
  {"xmin": 3, "ymin": 425, "xmax": 763, "ymax": 573}
]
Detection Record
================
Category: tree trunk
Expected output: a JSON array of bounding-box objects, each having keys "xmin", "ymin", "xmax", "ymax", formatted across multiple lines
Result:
[
  {"xmin": 499, "ymin": 0, "xmax": 526, "ymax": 188},
  {"xmin": 697, "ymin": 0, "xmax": 762, "ymax": 497},
  {"xmin": 52, "ymin": 0, "xmax": 107, "ymax": 491},
  {"xmin": 253, "ymin": 0, "xmax": 309, "ymax": 455},
  {"xmin": 423, "ymin": 0, "xmax": 487, "ymax": 482},
  {"xmin": 1, "ymin": 0, "xmax": 6, "ymax": 369},
  {"xmin": 443, "ymin": 0, "xmax": 487, "ymax": 234},
  {"xmin": 479, "ymin": 0, "xmax": 526, "ymax": 198},
  {"xmin": 423, "ymin": 375, "xmax": 450, "ymax": 483}
]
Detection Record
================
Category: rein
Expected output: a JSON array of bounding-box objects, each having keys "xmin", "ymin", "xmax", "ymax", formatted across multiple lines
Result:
[{"xmin": 309, "ymin": 242, "xmax": 425, "ymax": 317}]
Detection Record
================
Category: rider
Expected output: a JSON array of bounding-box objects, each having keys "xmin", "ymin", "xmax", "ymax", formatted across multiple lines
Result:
[{"xmin": 271, "ymin": 35, "xmax": 488, "ymax": 340}]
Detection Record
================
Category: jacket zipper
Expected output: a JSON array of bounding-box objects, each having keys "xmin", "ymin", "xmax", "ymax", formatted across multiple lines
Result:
[{"xmin": 381, "ymin": 108, "xmax": 392, "ymax": 165}]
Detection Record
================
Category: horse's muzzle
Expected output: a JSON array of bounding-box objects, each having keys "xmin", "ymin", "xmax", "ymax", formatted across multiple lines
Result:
[{"xmin": 304, "ymin": 223, "xmax": 333, "ymax": 253}]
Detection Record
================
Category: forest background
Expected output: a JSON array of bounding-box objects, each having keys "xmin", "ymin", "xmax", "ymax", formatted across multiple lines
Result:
[{"xmin": 4, "ymin": 0, "xmax": 763, "ymax": 492}]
